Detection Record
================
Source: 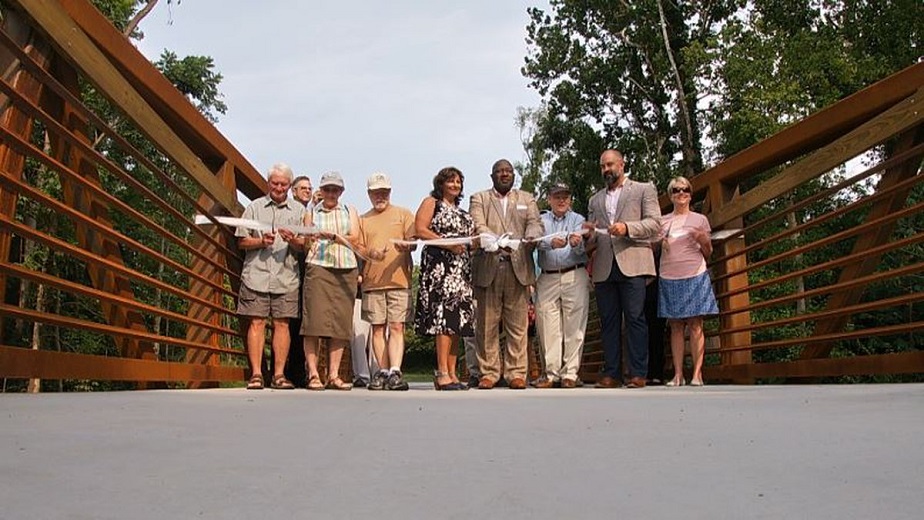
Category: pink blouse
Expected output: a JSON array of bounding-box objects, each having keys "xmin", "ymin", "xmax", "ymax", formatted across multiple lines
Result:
[{"xmin": 659, "ymin": 211, "xmax": 710, "ymax": 280}]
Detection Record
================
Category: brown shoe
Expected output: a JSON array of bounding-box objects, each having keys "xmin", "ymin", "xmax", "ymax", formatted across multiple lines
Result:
[
  {"xmin": 508, "ymin": 377, "xmax": 527, "ymax": 390},
  {"xmin": 595, "ymin": 376, "xmax": 621, "ymax": 388},
  {"xmin": 532, "ymin": 377, "xmax": 554, "ymax": 389},
  {"xmin": 626, "ymin": 376, "xmax": 646, "ymax": 389},
  {"xmin": 560, "ymin": 378, "xmax": 576, "ymax": 389},
  {"xmin": 478, "ymin": 377, "xmax": 495, "ymax": 390}
]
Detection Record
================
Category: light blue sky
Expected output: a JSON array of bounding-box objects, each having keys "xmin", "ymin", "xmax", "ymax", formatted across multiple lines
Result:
[{"xmin": 135, "ymin": 0, "xmax": 547, "ymax": 213}]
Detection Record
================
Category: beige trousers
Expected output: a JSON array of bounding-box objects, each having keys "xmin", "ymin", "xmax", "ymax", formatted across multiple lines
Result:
[
  {"xmin": 474, "ymin": 263, "xmax": 529, "ymax": 382},
  {"xmin": 535, "ymin": 267, "xmax": 590, "ymax": 381}
]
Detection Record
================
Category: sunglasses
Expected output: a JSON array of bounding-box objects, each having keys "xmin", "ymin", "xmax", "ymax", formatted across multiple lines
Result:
[{"xmin": 671, "ymin": 187, "xmax": 692, "ymax": 194}]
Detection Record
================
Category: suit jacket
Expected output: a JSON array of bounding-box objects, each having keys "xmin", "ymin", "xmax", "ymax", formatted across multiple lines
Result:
[
  {"xmin": 470, "ymin": 188, "xmax": 544, "ymax": 287},
  {"xmin": 587, "ymin": 178, "xmax": 661, "ymax": 281}
]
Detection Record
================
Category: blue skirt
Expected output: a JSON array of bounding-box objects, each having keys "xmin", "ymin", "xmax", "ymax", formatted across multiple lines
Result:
[{"xmin": 658, "ymin": 271, "xmax": 719, "ymax": 319}]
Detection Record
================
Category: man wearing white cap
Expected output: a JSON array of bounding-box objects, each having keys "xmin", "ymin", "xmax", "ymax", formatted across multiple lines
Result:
[{"xmin": 356, "ymin": 172, "xmax": 417, "ymax": 390}]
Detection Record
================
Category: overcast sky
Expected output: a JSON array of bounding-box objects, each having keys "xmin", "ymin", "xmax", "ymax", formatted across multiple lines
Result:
[{"xmin": 134, "ymin": 0, "xmax": 548, "ymax": 213}]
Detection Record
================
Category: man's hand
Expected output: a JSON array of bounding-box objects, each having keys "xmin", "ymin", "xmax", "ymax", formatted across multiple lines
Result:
[
  {"xmin": 278, "ymin": 228, "xmax": 296, "ymax": 243},
  {"xmin": 608, "ymin": 222, "xmax": 628, "ymax": 236},
  {"xmin": 261, "ymin": 231, "xmax": 276, "ymax": 247},
  {"xmin": 551, "ymin": 236, "xmax": 567, "ymax": 249},
  {"xmin": 568, "ymin": 233, "xmax": 582, "ymax": 247}
]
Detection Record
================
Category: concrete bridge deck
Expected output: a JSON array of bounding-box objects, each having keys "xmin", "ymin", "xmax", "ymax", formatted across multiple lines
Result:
[{"xmin": 2, "ymin": 384, "xmax": 922, "ymax": 519}]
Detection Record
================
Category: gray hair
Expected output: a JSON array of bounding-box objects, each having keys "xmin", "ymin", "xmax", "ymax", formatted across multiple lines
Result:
[{"xmin": 267, "ymin": 163, "xmax": 294, "ymax": 182}]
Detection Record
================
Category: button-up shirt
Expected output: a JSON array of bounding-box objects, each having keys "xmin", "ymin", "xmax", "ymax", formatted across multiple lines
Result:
[
  {"xmin": 537, "ymin": 210, "xmax": 588, "ymax": 271},
  {"xmin": 236, "ymin": 195, "xmax": 306, "ymax": 294}
]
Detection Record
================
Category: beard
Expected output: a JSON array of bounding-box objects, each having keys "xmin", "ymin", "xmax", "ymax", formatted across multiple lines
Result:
[{"xmin": 603, "ymin": 172, "xmax": 619, "ymax": 186}]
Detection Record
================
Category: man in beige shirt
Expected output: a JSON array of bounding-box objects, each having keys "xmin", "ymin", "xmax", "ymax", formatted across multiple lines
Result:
[{"xmin": 356, "ymin": 172, "xmax": 416, "ymax": 390}]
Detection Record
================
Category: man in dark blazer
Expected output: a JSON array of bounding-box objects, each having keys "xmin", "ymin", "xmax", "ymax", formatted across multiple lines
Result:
[
  {"xmin": 584, "ymin": 149, "xmax": 661, "ymax": 388},
  {"xmin": 470, "ymin": 159, "xmax": 544, "ymax": 389}
]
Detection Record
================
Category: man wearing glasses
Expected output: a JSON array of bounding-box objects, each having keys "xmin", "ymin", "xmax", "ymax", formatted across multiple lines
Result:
[{"xmin": 583, "ymin": 150, "xmax": 661, "ymax": 389}]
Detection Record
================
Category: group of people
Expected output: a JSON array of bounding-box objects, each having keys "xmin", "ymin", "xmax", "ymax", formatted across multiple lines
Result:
[{"xmin": 233, "ymin": 148, "xmax": 718, "ymax": 391}]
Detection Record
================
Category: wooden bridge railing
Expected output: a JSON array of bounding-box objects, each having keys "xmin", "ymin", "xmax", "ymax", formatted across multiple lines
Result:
[
  {"xmin": 1, "ymin": 1, "xmax": 921, "ymax": 390},
  {"xmin": 687, "ymin": 63, "xmax": 923, "ymax": 383},
  {"xmin": 0, "ymin": 0, "xmax": 267, "ymax": 389}
]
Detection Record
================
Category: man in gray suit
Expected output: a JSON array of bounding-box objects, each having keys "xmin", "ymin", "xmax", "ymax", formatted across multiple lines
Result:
[
  {"xmin": 584, "ymin": 149, "xmax": 661, "ymax": 388},
  {"xmin": 470, "ymin": 159, "xmax": 544, "ymax": 389}
]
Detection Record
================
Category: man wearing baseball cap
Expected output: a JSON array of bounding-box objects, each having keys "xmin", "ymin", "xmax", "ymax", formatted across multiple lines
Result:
[
  {"xmin": 533, "ymin": 182, "xmax": 590, "ymax": 389},
  {"xmin": 355, "ymin": 172, "xmax": 417, "ymax": 390}
]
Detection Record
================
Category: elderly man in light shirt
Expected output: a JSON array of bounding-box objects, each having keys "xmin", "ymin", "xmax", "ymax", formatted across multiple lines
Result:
[
  {"xmin": 533, "ymin": 182, "xmax": 590, "ymax": 389},
  {"xmin": 235, "ymin": 163, "xmax": 306, "ymax": 390}
]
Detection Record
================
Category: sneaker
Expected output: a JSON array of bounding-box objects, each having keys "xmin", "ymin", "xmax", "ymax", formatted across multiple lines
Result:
[
  {"xmin": 352, "ymin": 376, "xmax": 369, "ymax": 388},
  {"xmin": 386, "ymin": 370, "xmax": 409, "ymax": 391},
  {"xmin": 368, "ymin": 370, "xmax": 388, "ymax": 391}
]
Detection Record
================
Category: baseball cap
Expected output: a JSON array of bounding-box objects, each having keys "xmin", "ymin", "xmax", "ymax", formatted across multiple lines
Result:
[
  {"xmin": 319, "ymin": 171, "xmax": 344, "ymax": 189},
  {"xmin": 367, "ymin": 172, "xmax": 392, "ymax": 190},
  {"xmin": 548, "ymin": 182, "xmax": 571, "ymax": 196}
]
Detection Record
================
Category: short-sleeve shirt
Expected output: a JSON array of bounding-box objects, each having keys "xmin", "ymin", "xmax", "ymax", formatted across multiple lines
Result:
[
  {"xmin": 659, "ymin": 211, "xmax": 710, "ymax": 280},
  {"xmin": 307, "ymin": 203, "xmax": 358, "ymax": 269},
  {"xmin": 357, "ymin": 204, "xmax": 416, "ymax": 290},
  {"xmin": 236, "ymin": 195, "xmax": 306, "ymax": 293}
]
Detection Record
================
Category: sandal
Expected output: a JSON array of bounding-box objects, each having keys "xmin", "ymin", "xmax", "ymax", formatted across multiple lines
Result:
[
  {"xmin": 325, "ymin": 377, "xmax": 352, "ymax": 391},
  {"xmin": 271, "ymin": 375, "xmax": 295, "ymax": 390},
  {"xmin": 306, "ymin": 374, "xmax": 324, "ymax": 391},
  {"xmin": 246, "ymin": 374, "xmax": 264, "ymax": 390}
]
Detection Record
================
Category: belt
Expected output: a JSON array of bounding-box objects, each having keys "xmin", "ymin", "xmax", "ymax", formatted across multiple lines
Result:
[{"xmin": 542, "ymin": 263, "xmax": 585, "ymax": 275}]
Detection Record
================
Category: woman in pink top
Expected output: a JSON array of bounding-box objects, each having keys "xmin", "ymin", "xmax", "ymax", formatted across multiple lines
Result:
[{"xmin": 658, "ymin": 176, "xmax": 719, "ymax": 387}]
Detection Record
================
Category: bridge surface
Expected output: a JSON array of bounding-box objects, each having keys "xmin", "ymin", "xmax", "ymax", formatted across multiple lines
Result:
[{"xmin": 2, "ymin": 384, "xmax": 921, "ymax": 519}]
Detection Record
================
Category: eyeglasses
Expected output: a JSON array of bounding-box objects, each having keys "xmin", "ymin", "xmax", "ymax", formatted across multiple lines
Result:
[{"xmin": 671, "ymin": 187, "xmax": 692, "ymax": 194}]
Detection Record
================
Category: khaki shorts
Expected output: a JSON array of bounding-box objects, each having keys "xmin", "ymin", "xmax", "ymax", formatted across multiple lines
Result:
[
  {"xmin": 237, "ymin": 284, "xmax": 299, "ymax": 319},
  {"xmin": 361, "ymin": 288, "xmax": 413, "ymax": 325}
]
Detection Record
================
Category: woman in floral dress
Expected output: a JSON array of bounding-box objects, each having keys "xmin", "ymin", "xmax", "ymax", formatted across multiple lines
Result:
[{"xmin": 414, "ymin": 167, "xmax": 475, "ymax": 390}]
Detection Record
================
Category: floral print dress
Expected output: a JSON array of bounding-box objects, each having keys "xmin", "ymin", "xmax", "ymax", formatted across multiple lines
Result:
[{"xmin": 414, "ymin": 199, "xmax": 475, "ymax": 336}]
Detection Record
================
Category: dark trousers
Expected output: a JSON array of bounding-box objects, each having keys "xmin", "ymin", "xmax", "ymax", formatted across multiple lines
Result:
[
  {"xmin": 645, "ymin": 279, "xmax": 666, "ymax": 382},
  {"xmin": 594, "ymin": 263, "xmax": 648, "ymax": 379}
]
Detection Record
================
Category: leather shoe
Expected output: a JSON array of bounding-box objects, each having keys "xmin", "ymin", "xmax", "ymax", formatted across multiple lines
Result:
[
  {"xmin": 595, "ymin": 376, "xmax": 621, "ymax": 388},
  {"xmin": 560, "ymin": 378, "xmax": 576, "ymax": 388},
  {"xmin": 532, "ymin": 377, "xmax": 554, "ymax": 389},
  {"xmin": 478, "ymin": 377, "xmax": 495, "ymax": 390},
  {"xmin": 626, "ymin": 376, "xmax": 646, "ymax": 388},
  {"xmin": 508, "ymin": 377, "xmax": 526, "ymax": 390}
]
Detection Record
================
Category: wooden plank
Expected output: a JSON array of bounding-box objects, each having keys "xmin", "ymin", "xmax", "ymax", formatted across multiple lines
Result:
[
  {"xmin": 0, "ymin": 344, "xmax": 246, "ymax": 382},
  {"xmin": 12, "ymin": 0, "xmax": 243, "ymax": 214},
  {"xmin": 709, "ymin": 87, "xmax": 924, "ymax": 229},
  {"xmin": 705, "ymin": 351, "xmax": 924, "ymax": 381},
  {"xmin": 802, "ymin": 128, "xmax": 923, "ymax": 360},
  {"xmin": 56, "ymin": 0, "xmax": 266, "ymax": 200},
  {"xmin": 0, "ymin": 303, "xmax": 242, "ymax": 356},
  {"xmin": 694, "ymin": 62, "xmax": 924, "ymax": 190}
]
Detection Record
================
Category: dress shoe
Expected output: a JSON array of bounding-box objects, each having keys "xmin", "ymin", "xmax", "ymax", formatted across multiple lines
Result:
[
  {"xmin": 626, "ymin": 376, "xmax": 646, "ymax": 388},
  {"xmin": 532, "ymin": 377, "xmax": 554, "ymax": 389},
  {"xmin": 595, "ymin": 376, "xmax": 620, "ymax": 388},
  {"xmin": 508, "ymin": 377, "xmax": 527, "ymax": 390},
  {"xmin": 478, "ymin": 377, "xmax": 495, "ymax": 390},
  {"xmin": 560, "ymin": 378, "xmax": 576, "ymax": 389},
  {"xmin": 468, "ymin": 375, "xmax": 481, "ymax": 388}
]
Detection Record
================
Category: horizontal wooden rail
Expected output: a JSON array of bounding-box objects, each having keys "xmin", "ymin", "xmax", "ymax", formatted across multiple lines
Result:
[
  {"xmin": 0, "ymin": 345, "xmax": 246, "ymax": 382},
  {"xmin": 0, "ymin": 218, "xmax": 233, "ymax": 316},
  {"xmin": 2, "ymin": 261, "xmax": 237, "ymax": 336},
  {"xmin": 704, "ymin": 351, "xmax": 924, "ymax": 380},
  {"xmin": 0, "ymin": 169, "xmax": 235, "ymax": 299},
  {"xmin": 713, "ymin": 322, "xmax": 923, "ymax": 354},
  {"xmin": 707, "ymin": 290, "xmax": 924, "ymax": 338},
  {"xmin": 0, "ymin": 303, "xmax": 243, "ymax": 356},
  {"xmin": 0, "ymin": 27, "xmax": 243, "ymax": 264}
]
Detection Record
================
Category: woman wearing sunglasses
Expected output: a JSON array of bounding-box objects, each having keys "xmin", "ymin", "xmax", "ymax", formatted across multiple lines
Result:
[{"xmin": 657, "ymin": 177, "xmax": 719, "ymax": 387}]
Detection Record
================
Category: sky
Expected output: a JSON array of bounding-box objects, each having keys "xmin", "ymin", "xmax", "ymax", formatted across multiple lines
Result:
[{"xmin": 134, "ymin": 0, "xmax": 549, "ymax": 214}]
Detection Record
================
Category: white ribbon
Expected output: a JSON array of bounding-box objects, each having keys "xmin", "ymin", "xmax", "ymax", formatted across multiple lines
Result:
[{"xmin": 194, "ymin": 215, "xmax": 318, "ymax": 235}]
